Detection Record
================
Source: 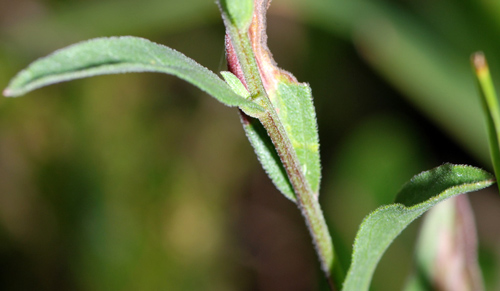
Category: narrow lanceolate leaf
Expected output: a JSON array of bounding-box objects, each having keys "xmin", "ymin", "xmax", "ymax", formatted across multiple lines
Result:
[
  {"xmin": 3, "ymin": 36, "xmax": 264, "ymax": 116},
  {"xmin": 271, "ymin": 77, "xmax": 321, "ymax": 196},
  {"xmin": 343, "ymin": 164, "xmax": 494, "ymax": 291},
  {"xmin": 472, "ymin": 52, "xmax": 500, "ymax": 191},
  {"xmin": 240, "ymin": 112, "xmax": 296, "ymax": 201}
]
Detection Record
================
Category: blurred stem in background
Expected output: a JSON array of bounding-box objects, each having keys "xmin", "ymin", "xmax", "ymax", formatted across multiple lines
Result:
[
  {"xmin": 404, "ymin": 196, "xmax": 484, "ymax": 291},
  {"xmin": 472, "ymin": 52, "xmax": 500, "ymax": 187}
]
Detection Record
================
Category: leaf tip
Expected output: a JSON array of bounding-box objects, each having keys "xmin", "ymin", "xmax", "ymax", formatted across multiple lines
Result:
[
  {"xmin": 2, "ymin": 88, "xmax": 14, "ymax": 97},
  {"xmin": 472, "ymin": 51, "xmax": 488, "ymax": 76}
]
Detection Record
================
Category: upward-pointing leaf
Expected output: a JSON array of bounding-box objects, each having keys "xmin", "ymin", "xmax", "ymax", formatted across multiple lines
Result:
[
  {"xmin": 343, "ymin": 164, "xmax": 494, "ymax": 291},
  {"xmin": 3, "ymin": 36, "xmax": 264, "ymax": 116},
  {"xmin": 271, "ymin": 78, "xmax": 321, "ymax": 196}
]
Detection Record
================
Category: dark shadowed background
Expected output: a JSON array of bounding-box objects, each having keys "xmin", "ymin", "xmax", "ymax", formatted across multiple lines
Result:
[{"xmin": 1, "ymin": 0, "xmax": 500, "ymax": 290}]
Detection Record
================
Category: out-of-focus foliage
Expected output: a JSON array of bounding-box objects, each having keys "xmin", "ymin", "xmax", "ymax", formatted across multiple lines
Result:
[
  {"xmin": 472, "ymin": 52, "xmax": 500, "ymax": 187},
  {"xmin": 404, "ymin": 196, "xmax": 484, "ymax": 291},
  {"xmin": 1, "ymin": 0, "xmax": 500, "ymax": 290},
  {"xmin": 288, "ymin": 0, "xmax": 500, "ymax": 165}
]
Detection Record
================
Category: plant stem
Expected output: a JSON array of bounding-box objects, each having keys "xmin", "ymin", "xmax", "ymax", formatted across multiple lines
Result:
[
  {"xmin": 222, "ymin": 14, "xmax": 344, "ymax": 291},
  {"xmin": 259, "ymin": 110, "xmax": 343, "ymax": 290}
]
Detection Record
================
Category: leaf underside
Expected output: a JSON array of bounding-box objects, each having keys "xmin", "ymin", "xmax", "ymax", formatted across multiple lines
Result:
[
  {"xmin": 4, "ymin": 36, "xmax": 263, "ymax": 114},
  {"xmin": 343, "ymin": 164, "xmax": 494, "ymax": 291},
  {"xmin": 240, "ymin": 112, "xmax": 296, "ymax": 201}
]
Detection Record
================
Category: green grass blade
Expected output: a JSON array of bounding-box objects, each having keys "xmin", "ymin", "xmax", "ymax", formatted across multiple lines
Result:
[
  {"xmin": 343, "ymin": 164, "xmax": 494, "ymax": 291},
  {"xmin": 472, "ymin": 52, "xmax": 500, "ymax": 187},
  {"xmin": 3, "ymin": 36, "xmax": 264, "ymax": 115}
]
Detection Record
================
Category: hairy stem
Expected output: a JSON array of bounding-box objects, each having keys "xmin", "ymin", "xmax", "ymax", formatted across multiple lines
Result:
[
  {"xmin": 259, "ymin": 110, "xmax": 343, "ymax": 290},
  {"xmin": 221, "ymin": 5, "xmax": 344, "ymax": 289}
]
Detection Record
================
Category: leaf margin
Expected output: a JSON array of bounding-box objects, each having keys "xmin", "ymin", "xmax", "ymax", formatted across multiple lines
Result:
[
  {"xmin": 342, "ymin": 164, "xmax": 495, "ymax": 291},
  {"xmin": 3, "ymin": 36, "xmax": 264, "ymax": 116}
]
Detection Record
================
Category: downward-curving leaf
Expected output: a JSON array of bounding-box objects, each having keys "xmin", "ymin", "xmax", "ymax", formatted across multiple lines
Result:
[
  {"xmin": 3, "ymin": 36, "xmax": 264, "ymax": 116},
  {"xmin": 343, "ymin": 164, "xmax": 494, "ymax": 291},
  {"xmin": 240, "ymin": 112, "xmax": 296, "ymax": 201}
]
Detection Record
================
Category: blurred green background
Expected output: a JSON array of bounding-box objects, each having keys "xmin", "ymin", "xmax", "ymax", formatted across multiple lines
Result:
[{"xmin": 1, "ymin": 0, "xmax": 500, "ymax": 290}]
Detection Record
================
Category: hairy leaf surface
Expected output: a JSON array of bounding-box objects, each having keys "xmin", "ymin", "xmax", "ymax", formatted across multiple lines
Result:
[
  {"xmin": 343, "ymin": 164, "xmax": 494, "ymax": 291},
  {"xmin": 4, "ymin": 36, "xmax": 263, "ymax": 115},
  {"xmin": 240, "ymin": 113, "xmax": 296, "ymax": 201},
  {"xmin": 222, "ymin": 71, "xmax": 296, "ymax": 201},
  {"xmin": 271, "ymin": 77, "xmax": 321, "ymax": 196}
]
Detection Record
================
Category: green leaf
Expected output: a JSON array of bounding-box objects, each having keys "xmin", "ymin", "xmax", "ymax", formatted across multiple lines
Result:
[
  {"xmin": 221, "ymin": 71, "xmax": 250, "ymax": 99},
  {"xmin": 343, "ymin": 164, "xmax": 494, "ymax": 291},
  {"xmin": 271, "ymin": 78, "xmax": 322, "ymax": 196},
  {"xmin": 218, "ymin": 0, "xmax": 254, "ymax": 31},
  {"xmin": 3, "ymin": 36, "xmax": 264, "ymax": 116},
  {"xmin": 222, "ymin": 71, "xmax": 296, "ymax": 201},
  {"xmin": 240, "ymin": 112, "xmax": 296, "ymax": 202},
  {"xmin": 472, "ymin": 52, "xmax": 500, "ymax": 191}
]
